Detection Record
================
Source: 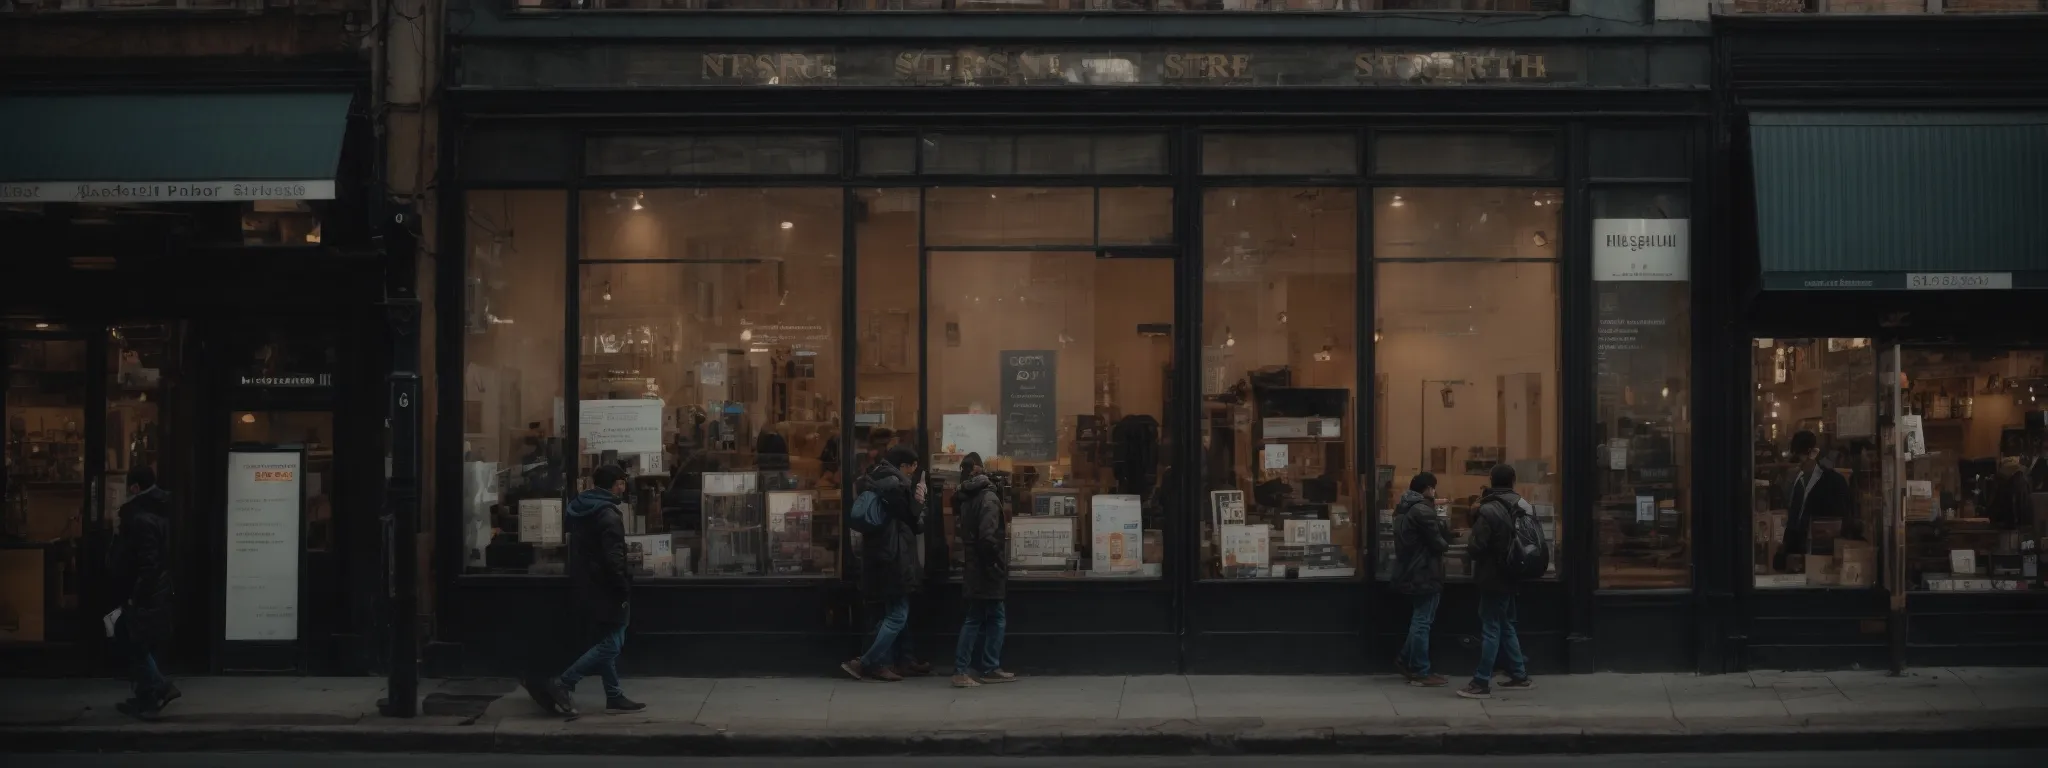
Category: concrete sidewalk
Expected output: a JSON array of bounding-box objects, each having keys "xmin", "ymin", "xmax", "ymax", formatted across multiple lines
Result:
[{"xmin": 4, "ymin": 669, "xmax": 2046, "ymax": 756}]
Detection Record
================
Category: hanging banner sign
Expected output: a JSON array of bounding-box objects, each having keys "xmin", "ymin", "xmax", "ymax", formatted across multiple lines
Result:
[
  {"xmin": 0, "ymin": 180, "xmax": 335, "ymax": 203},
  {"xmin": 1593, "ymin": 219, "xmax": 1691, "ymax": 282},
  {"xmin": 224, "ymin": 451, "xmax": 302, "ymax": 642}
]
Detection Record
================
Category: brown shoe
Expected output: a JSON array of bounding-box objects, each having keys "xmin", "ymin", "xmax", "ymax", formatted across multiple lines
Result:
[
  {"xmin": 896, "ymin": 660, "xmax": 933, "ymax": 677},
  {"xmin": 1409, "ymin": 674, "xmax": 1450, "ymax": 688},
  {"xmin": 1456, "ymin": 682, "xmax": 1492, "ymax": 699},
  {"xmin": 867, "ymin": 665, "xmax": 904, "ymax": 682},
  {"xmin": 839, "ymin": 659, "xmax": 865, "ymax": 681},
  {"xmin": 977, "ymin": 669, "xmax": 1018, "ymax": 684},
  {"xmin": 951, "ymin": 674, "xmax": 981, "ymax": 688}
]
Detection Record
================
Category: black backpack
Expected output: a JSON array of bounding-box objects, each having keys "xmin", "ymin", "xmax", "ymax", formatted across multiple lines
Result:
[{"xmin": 1499, "ymin": 501, "xmax": 1551, "ymax": 581}]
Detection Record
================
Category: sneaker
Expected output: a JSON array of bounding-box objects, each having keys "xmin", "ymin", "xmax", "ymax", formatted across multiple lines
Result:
[
  {"xmin": 1409, "ymin": 674, "xmax": 1450, "ymax": 688},
  {"xmin": 1498, "ymin": 677, "xmax": 1536, "ymax": 691},
  {"xmin": 867, "ymin": 665, "xmax": 904, "ymax": 683},
  {"xmin": 951, "ymin": 674, "xmax": 981, "ymax": 688},
  {"xmin": 605, "ymin": 695, "xmax": 646, "ymax": 714},
  {"xmin": 1394, "ymin": 660, "xmax": 1417, "ymax": 681},
  {"xmin": 547, "ymin": 678, "xmax": 580, "ymax": 716},
  {"xmin": 839, "ymin": 659, "xmax": 866, "ymax": 682},
  {"xmin": 1455, "ymin": 682, "xmax": 1492, "ymax": 700},
  {"xmin": 114, "ymin": 700, "xmax": 161, "ymax": 722},
  {"xmin": 976, "ymin": 669, "xmax": 1018, "ymax": 684},
  {"xmin": 157, "ymin": 683, "xmax": 182, "ymax": 711}
]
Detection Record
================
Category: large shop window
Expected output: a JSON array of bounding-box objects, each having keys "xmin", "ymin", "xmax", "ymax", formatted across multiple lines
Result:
[
  {"xmin": 579, "ymin": 187, "xmax": 845, "ymax": 578},
  {"xmin": 1750, "ymin": 338, "xmax": 1882, "ymax": 589},
  {"xmin": 1592, "ymin": 188, "xmax": 1692, "ymax": 589},
  {"xmin": 1372, "ymin": 187, "xmax": 1562, "ymax": 582},
  {"xmin": 1899, "ymin": 348, "xmax": 2045, "ymax": 593},
  {"xmin": 1200, "ymin": 188, "xmax": 1361, "ymax": 580},
  {"xmin": 462, "ymin": 191, "xmax": 570, "ymax": 576}
]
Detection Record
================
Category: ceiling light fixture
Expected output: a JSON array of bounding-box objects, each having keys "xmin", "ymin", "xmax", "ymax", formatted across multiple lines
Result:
[
  {"xmin": 1389, "ymin": 194, "xmax": 1405, "ymax": 208},
  {"xmin": 780, "ymin": 221, "xmax": 794, "ymax": 230}
]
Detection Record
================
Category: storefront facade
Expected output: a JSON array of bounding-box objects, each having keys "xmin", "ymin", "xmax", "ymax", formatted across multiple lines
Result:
[
  {"xmin": 1718, "ymin": 14, "xmax": 2048, "ymax": 671},
  {"xmin": 434, "ymin": 3, "xmax": 1721, "ymax": 678},
  {"xmin": 0, "ymin": 27, "xmax": 393, "ymax": 677}
]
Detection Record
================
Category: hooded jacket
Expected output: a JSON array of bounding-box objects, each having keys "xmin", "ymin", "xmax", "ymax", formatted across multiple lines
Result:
[
  {"xmin": 1391, "ymin": 490, "xmax": 1449, "ymax": 595},
  {"xmin": 954, "ymin": 473, "xmax": 1007, "ymax": 600},
  {"xmin": 568, "ymin": 487, "xmax": 632, "ymax": 625},
  {"xmin": 858, "ymin": 461, "xmax": 924, "ymax": 599},
  {"xmin": 1469, "ymin": 486, "xmax": 1529, "ymax": 594},
  {"xmin": 110, "ymin": 487, "xmax": 174, "ymax": 647}
]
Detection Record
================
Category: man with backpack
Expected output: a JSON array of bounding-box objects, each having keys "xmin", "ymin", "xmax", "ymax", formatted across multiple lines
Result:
[
  {"xmin": 841, "ymin": 444, "xmax": 927, "ymax": 682},
  {"xmin": 1458, "ymin": 463, "xmax": 1542, "ymax": 699}
]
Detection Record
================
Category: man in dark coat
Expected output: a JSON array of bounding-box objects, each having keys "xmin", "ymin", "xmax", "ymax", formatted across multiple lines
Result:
[
  {"xmin": 1776, "ymin": 430, "xmax": 1856, "ymax": 572},
  {"xmin": 110, "ymin": 467, "xmax": 177, "ymax": 720},
  {"xmin": 1459, "ymin": 463, "xmax": 1535, "ymax": 699},
  {"xmin": 539, "ymin": 463, "xmax": 643, "ymax": 716},
  {"xmin": 1392, "ymin": 471, "xmax": 1449, "ymax": 687},
  {"xmin": 841, "ymin": 444, "xmax": 926, "ymax": 682},
  {"xmin": 950, "ymin": 453, "xmax": 1015, "ymax": 687}
]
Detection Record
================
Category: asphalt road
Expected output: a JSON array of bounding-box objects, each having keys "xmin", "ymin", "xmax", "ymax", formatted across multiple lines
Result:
[{"xmin": 10, "ymin": 752, "xmax": 2046, "ymax": 768}]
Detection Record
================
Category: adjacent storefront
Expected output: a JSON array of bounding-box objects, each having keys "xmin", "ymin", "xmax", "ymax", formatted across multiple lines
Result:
[{"xmin": 438, "ymin": 4, "xmax": 1715, "ymax": 677}]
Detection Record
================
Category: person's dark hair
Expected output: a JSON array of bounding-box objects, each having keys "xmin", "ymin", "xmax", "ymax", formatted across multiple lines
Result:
[
  {"xmin": 1408, "ymin": 471, "xmax": 1437, "ymax": 494},
  {"xmin": 1789, "ymin": 430, "xmax": 1819, "ymax": 458},
  {"xmin": 127, "ymin": 467, "xmax": 156, "ymax": 490},
  {"xmin": 1489, "ymin": 463, "xmax": 1517, "ymax": 489},
  {"xmin": 961, "ymin": 452, "xmax": 984, "ymax": 474},
  {"xmin": 592, "ymin": 463, "xmax": 628, "ymax": 491},
  {"xmin": 883, "ymin": 444, "xmax": 920, "ymax": 469}
]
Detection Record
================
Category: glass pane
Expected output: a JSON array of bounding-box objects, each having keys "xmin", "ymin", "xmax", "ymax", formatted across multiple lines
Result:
[
  {"xmin": 105, "ymin": 325, "xmax": 169, "ymax": 527},
  {"xmin": 464, "ymin": 191, "xmax": 569, "ymax": 575},
  {"xmin": 1373, "ymin": 188, "xmax": 1561, "ymax": 583},
  {"xmin": 854, "ymin": 188, "xmax": 921, "ymax": 482},
  {"xmin": 578, "ymin": 188, "xmax": 844, "ymax": 578},
  {"xmin": 922, "ymin": 133, "xmax": 1169, "ymax": 175},
  {"xmin": 1592, "ymin": 189, "xmax": 1692, "ymax": 589},
  {"xmin": 927, "ymin": 251, "xmax": 1174, "ymax": 581},
  {"xmin": 1750, "ymin": 338, "xmax": 1882, "ymax": 589},
  {"xmin": 1094, "ymin": 135, "xmax": 1170, "ymax": 175},
  {"xmin": 923, "ymin": 134, "xmax": 1015, "ymax": 175},
  {"xmin": 1372, "ymin": 132, "xmax": 1556, "ymax": 177},
  {"xmin": 587, "ymin": 135, "xmax": 841, "ymax": 176},
  {"xmin": 1589, "ymin": 128, "xmax": 1690, "ymax": 179},
  {"xmin": 1201, "ymin": 188, "xmax": 1361, "ymax": 580},
  {"xmin": 1902, "ymin": 347, "xmax": 2046, "ymax": 592},
  {"xmin": 1203, "ymin": 134, "xmax": 1356, "ymax": 176},
  {"xmin": 3, "ymin": 337, "xmax": 88, "ymax": 643},
  {"xmin": 229, "ymin": 411, "xmax": 336, "ymax": 552},
  {"xmin": 859, "ymin": 135, "xmax": 916, "ymax": 175},
  {"xmin": 1098, "ymin": 187, "xmax": 1174, "ymax": 246},
  {"xmin": 925, "ymin": 187, "xmax": 1095, "ymax": 247}
]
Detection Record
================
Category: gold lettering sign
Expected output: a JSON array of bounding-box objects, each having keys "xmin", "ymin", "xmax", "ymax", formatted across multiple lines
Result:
[
  {"xmin": 700, "ymin": 53, "xmax": 838, "ymax": 85},
  {"xmin": 1353, "ymin": 50, "xmax": 1550, "ymax": 84},
  {"xmin": 1162, "ymin": 53, "xmax": 1253, "ymax": 82},
  {"xmin": 894, "ymin": 50, "xmax": 1066, "ymax": 85}
]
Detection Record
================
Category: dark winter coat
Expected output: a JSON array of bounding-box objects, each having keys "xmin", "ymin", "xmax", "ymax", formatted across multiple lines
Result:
[
  {"xmin": 1391, "ymin": 490, "xmax": 1449, "ymax": 596},
  {"xmin": 1469, "ymin": 487, "xmax": 1528, "ymax": 594},
  {"xmin": 1777, "ymin": 462, "xmax": 1855, "ymax": 571},
  {"xmin": 858, "ymin": 461, "xmax": 924, "ymax": 600},
  {"xmin": 954, "ymin": 473, "xmax": 1007, "ymax": 600},
  {"xmin": 109, "ymin": 487, "xmax": 174, "ymax": 648},
  {"xmin": 568, "ymin": 488, "xmax": 632, "ymax": 626}
]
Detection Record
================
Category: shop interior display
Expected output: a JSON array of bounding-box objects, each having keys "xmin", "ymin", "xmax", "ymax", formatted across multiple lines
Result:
[
  {"xmin": 3, "ymin": 337, "xmax": 88, "ymax": 644},
  {"xmin": 1750, "ymin": 338, "xmax": 1884, "ymax": 589}
]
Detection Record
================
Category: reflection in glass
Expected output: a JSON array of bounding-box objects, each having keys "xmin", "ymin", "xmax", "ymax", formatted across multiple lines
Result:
[
  {"xmin": 1202, "ymin": 134, "xmax": 1357, "ymax": 176},
  {"xmin": 1372, "ymin": 132, "xmax": 1557, "ymax": 178},
  {"xmin": 1749, "ymin": 338, "xmax": 1881, "ymax": 589},
  {"xmin": 1200, "ymin": 188, "xmax": 1360, "ymax": 579},
  {"xmin": 578, "ymin": 188, "xmax": 845, "ymax": 577},
  {"xmin": 1900, "ymin": 347, "xmax": 2046, "ymax": 592},
  {"xmin": 3, "ymin": 337, "xmax": 88, "ymax": 643},
  {"xmin": 1372, "ymin": 188, "xmax": 1561, "ymax": 582},
  {"xmin": 464, "ymin": 191, "xmax": 570, "ymax": 575}
]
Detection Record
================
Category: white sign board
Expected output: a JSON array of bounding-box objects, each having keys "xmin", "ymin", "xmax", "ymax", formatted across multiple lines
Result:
[
  {"xmin": 580, "ymin": 399, "xmax": 664, "ymax": 456},
  {"xmin": 1091, "ymin": 494, "xmax": 1143, "ymax": 574},
  {"xmin": 1593, "ymin": 219, "xmax": 1690, "ymax": 282},
  {"xmin": 518, "ymin": 498, "xmax": 563, "ymax": 546},
  {"xmin": 1284, "ymin": 518, "xmax": 1332, "ymax": 546},
  {"xmin": 1901, "ymin": 414, "xmax": 1926, "ymax": 458},
  {"xmin": 1636, "ymin": 495, "xmax": 1657, "ymax": 523},
  {"xmin": 1211, "ymin": 490, "xmax": 1246, "ymax": 527},
  {"xmin": 1221, "ymin": 524, "xmax": 1271, "ymax": 569},
  {"xmin": 942, "ymin": 413, "xmax": 999, "ymax": 459},
  {"xmin": 224, "ymin": 451, "xmax": 302, "ymax": 641},
  {"xmin": 0, "ymin": 180, "xmax": 336, "ymax": 203},
  {"xmin": 1011, "ymin": 516, "xmax": 1076, "ymax": 567}
]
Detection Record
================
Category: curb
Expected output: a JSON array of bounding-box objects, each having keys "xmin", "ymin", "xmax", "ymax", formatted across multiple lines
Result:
[{"xmin": 9, "ymin": 722, "xmax": 2048, "ymax": 756}]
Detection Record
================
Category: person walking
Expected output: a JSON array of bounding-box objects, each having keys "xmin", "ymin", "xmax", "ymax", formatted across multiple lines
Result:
[
  {"xmin": 1391, "ymin": 471, "xmax": 1449, "ymax": 687},
  {"xmin": 841, "ymin": 444, "xmax": 927, "ymax": 682},
  {"xmin": 950, "ymin": 453, "xmax": 1015, "ymax": 688},
  {"xmin": 1458, "ymin": 463, "xmax": 1538, "ymax": 699},
  {"xmin": 539, "ymin": 463, "xmax": 644, "ymax": 716},
  {"xmin": 110, "ymin": 467, "xmax": 177, "ymax": 720}
]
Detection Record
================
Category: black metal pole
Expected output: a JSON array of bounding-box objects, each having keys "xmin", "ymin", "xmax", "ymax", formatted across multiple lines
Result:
[{"xmin": 380, "ymin": 207, "xmax": 422, "ymax": 718}]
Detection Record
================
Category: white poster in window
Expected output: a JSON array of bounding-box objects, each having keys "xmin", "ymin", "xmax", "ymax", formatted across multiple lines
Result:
[
  {"xmin": 1635, "ymin": 495, "xmax": 1657, "ymax": 523},
  {"xmin": 626, "ymin": 533, "xmax": 674, "ymax": 578},
  {"xmin": 1901, "ymin": 414, "xmax": 1926, "ymax": 458},
  {"xmin": 1284, "ymin": 518, "xmax": 1332, "ymax": 546},
  {"xmin": 1950, "ymin": 549, "xmax": 1978, "ymax": 576},
  {"xmin": 1592, "ymin": 219, "xmax": 1690, "ymax": 282},
  {"xmin": 1608, "ymin": 438, "xmax": 1629, "ymax": 470},
  {"xmin": 702, "ymin": 471, "xmax": 757, "ymax": 495},
  {"xmin": 699, "ymin": 360, "xmax": 725, "ymax": 387},
  {"xmin": 518, "ymin": 498, "xmax": 563, "ymax": 546},
  {"xmin": 1011, "ymin": 516, "xmax": 1075, "ymax": 567},
  {"xmin": 1210, "ymin": 490, "xmax": 1246, "ymax": 527},
  {"xmin": 580, "ymin": 399, "xmax": 664, "ymax": 456},
  {"xmin": 942, "ymin": 413, "xmax": 999, "ymax": 459},
  {"xmin": 1091, "ymin": 494, "xmax": 1143, "ymax": 574},
  {"xmin": 1221, "ymin": 524, "xmax": 1270, "ymax": 569},
  {"xmin": 224, "ymin": 451, "xmax": 302, "ymax": 641},
  {"xmin": 1263, "ymin": 444, "xmax": 1290, "ymax": 470}
]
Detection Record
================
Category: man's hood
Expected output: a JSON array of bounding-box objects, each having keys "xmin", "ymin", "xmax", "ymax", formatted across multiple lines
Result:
[
  {"xmin": 568, "ymin": 488, "xmax": 621, "ymax": 518},
  {"xmin": 1398, "ymin": 489, "xmax": 1430, "ymax": 510},
  {"xmin": 1482, "ymin": 486, "xmax": 1526, "ymax": 512},
  {"xmin": 954, "ymin": 472, "xmax": 993, "ymax": 505},
  {"xmin": 122, "ymin": 486, "xmax": 171, "ymax": 517}
]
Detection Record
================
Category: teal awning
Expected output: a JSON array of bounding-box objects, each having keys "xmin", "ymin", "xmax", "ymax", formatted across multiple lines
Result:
[
  {"xmin": 0, "ymin": 91, "xmax": 353, "ymax": 202},
  {"xmin": 1750, "ymin": 111, "xmax": 2048, "ymax": 290}
]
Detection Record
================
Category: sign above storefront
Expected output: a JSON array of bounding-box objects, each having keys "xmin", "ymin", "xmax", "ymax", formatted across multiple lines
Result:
[
  {"xmin": 1763, "ymin": 272, "xmax": 2045, "ymax": 291},
  {"xmin": 467, "ymin": 45, "xmax": 1582, "ymax": 89},
  {"xmin": 1593, "ymin": 219, "xmax": 1690, "ymax": 282},
  {"xmin": 0, "ymin": 180, "xmax": 336, "ymax": 203}
]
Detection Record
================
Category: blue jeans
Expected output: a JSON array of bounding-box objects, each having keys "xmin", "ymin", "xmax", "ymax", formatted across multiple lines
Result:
[
  {"xmin": 1474, "ymin": 591, "xmax": 1527, "ymax": 688},
  {"xmin": 561, "ymin": 620, "xmax": 628, "ymax": 699},
  {"xmin": 860, "ymin": 597, "xmax": 915, "ymax": 669},
  {"xmin": 1399, "ymin": 591, "xmax": 1441, "ymax": 676},
  {"xmin": 955, "ymin": 599, "xmax": 1006, "ymax": 675},
  {"xmin": 118, "ymin": 615, "xmax": 166, "ymax": 701}
]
